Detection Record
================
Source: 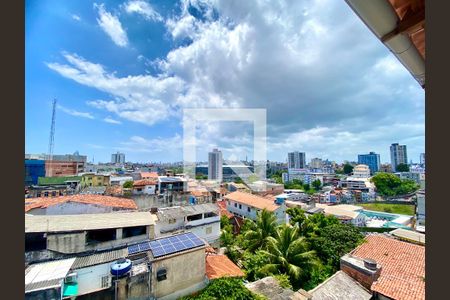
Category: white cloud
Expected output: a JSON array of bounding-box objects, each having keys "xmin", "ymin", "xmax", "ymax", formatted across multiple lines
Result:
[
  {"xmin": 48, "ymin": 0, "xmax": 425, "ymax": 162},
  {"xmin": 124, "ymin": 0, "xmax": 162, "ymax": 22},
  {"xmin": 119, "ymin": 134, "xmax": 182, "ymax": 153},
  {"xmin": 72, "ymin": 14, "xmax": 81, "ymax": 21},
  {"xmin": 103, "ymin": 116, "xmax": 122, "ymax": 124},
  {"xmin": 94, "ymin": 3, "xmax": 129, "ymax": 47},
  {"xmin": 57, "ymin": 105, "xmax": 94, "ymax": 119}
]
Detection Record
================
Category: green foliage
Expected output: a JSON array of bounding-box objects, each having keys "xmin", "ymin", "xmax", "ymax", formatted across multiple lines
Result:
[
  {"xmin": 284, "ymin": 179, "xmax": 304, "ymax": 190},
  {"xmin": 343, "ymin": 164, "xmax": 354, "ymax": 174},
  {"xmin": 312, "ymin": 179, "xmax": 322, "ymax": 190},
  {"xmin": 370, "ymin": 173, "xmax": 419, "ymax": 197},
  {"xmin": 234, "ymin": 177, "xmax": 244, "ymax": 184},
  {"xmin": 196, "ymin": 174, "xmax": 208, "ymax": 180},
  {"xmin": 309, "ymin": 223, "xmax": 364, "ymax": 271},
  {"xmin": 273, "ymin": 274, "xmax": 293, "ymax": 289},
  {"xmin": 242, "ymin": 251, "xmax": 271, "ymax": 282},
  {"xmin": 259, "ymin": 224, "xmax": 317, "ymax": 288},
  {"xmin": 180, "ymin": 277, "xmax": 265, "ymax": 300},
  {"xmin": 243, "ymin": 209, "xmax": 277, "ymax": 251},
  {"xmin": 301, "ymin": 262, "xmax": 335, "ymax": 291},
  {"xmin": 122, "ymin": 180, "xmax": 133, "ymax": 188},
  {"xmin": 396, "ymin": 163, "xmax": 410, "ymax": 172}
]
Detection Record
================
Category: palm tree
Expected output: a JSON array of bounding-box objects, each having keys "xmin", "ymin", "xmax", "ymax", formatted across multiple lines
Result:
[
  {"xmin": 259, "ymin": 224, "xmax": 316, "ymax": 284},
  {"xmin": 243, "ymin": 209, "xmax": 277, "ymax": 251}
]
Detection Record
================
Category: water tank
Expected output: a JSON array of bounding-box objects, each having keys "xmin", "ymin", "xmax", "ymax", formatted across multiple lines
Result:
[
  {"xmin": 110, "ymin": 259, "xmax": 132, "ymax": 277},
  {"xmin": 363, "ymin": 258, "xmax": 378, "ymax": 270}
]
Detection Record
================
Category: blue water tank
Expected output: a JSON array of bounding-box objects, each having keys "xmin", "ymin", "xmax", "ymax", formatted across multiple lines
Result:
[
  {"xmin": 110, "ymin": 259, "xmax": 132, "ymax": 277},
  {"xmin": 189, "ymin": 196, "xmax": 197, "ymax": 205}
]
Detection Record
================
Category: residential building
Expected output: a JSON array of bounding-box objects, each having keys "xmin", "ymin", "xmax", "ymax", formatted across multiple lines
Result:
[
  {"xmin": 27, "ymin": 185, "xmax": 67, "ymax": 198},
  {"xmin": 24, "ymin": 194, "xmax": 137, "ymax": 215},
  {"xmin": 288, "ymin": 151, "xmax": 306, "ymax": 169},
  {"xmin": 379, "ymin": 163, "xmax": 392, "ymax": 173},
  {"xmin": 390, "ymin": 143, "xmax": 408, "ymax": 172},
  {"xmin": 45, "ymin": 160, "xmax": 85, "ymax": 177},
  {"xmin": 342, "ymin": 234, "xmax": 425, "ymax": 300},
  {"xmin": 420, "ymin": 152, "xmax": 425, "ymax": 167},
  {"xmin": 133, "ymin": 179, "xmax": 157, "ymax": 195},
  {"xmin": 309, "ymin": 158, "xmax": 323, "ymax": 169},
  {"xmin": 25, "ymin": 159, "xmax": 46, "ymax": 186},
  {"xmin": 158, "ymin": 176, "xmax": 187, "ymax": 193},
  {"xmin": 25, "ymin": 212, "xmax": 156, "ymax": 257},
  {"xmin": 316, "ymin": 204, "xmax": 367, "ymax": 227},
  {"xmin": 357, "ymin": 152, "xmax": 381, "ymax": 174},
  {"xmin": 352, "ymin": 164, "xmax": 371, "ymax": 178},
  {"xmin": 80, "ymin": 173, "xmax": 111, "ymax": 188},
  {"xmin": 416, "ymin": 189, "xmax": 425, "ymax": 230},
  {"xmin": 208, "ymin": 149, "xmax": 223, "ymax": 181},
  {"xmin": 154, "ymin": 203, "xmax": 220, "ymax": 247},
  {"xmin": 224, "ymin": 191, "xmax": 287, "ymax": 224},
  {"xmin": 275, "ymin": 192, "xmax": 308, "ymax": 202},
  {"xmin": 110, "ymin": 175, "xmax": 134, "ymax": 186},
  {"xmin": 339, "ymin": 177, "xmax": 374, "ymax": 192},
  {"xmin": 111, "ymin": 151, "xmax": 125, "ymax": 164},
  {"xmin": 247, "ymin": 180, "xmax": 284, "ymax": 196}
]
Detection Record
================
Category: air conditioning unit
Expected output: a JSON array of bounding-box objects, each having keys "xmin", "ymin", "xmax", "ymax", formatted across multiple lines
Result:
[{"xmin": 65, "ymin": 272, "xmax": 78, "ymax": 284}]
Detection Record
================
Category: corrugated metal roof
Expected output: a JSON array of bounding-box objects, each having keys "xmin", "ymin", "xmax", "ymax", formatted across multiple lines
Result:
[
  {"xmin": 72, "ymin": 248, "xmax": 128, "ymax": 269},
  {"xmin": 157, "ymin": 203, "xmax": 219, "ymax": 220},
  {"xmin": 25, "ymin": 279, "xmax": 62, "ymax": 293},
  {"xmin": 25, "ymin": 258, "xmax": 76, "ymax": 293},
  {"xmin": 25, "ymin": 212, "xmax": 156, "ymax": 233}
]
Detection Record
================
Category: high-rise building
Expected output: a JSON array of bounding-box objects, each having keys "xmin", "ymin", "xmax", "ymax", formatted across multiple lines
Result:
[
  {"xmin": 309, "ymin": 158, "xmax": 323, "ymax": 169},
  {"xmin": 357, "ymin": 152, "xmax": 381, "ymax": 175},
  {"xmin": 390, "ymin": 143, "xmax": 408, "ymax": 172},
  {"xmin": 420, "ymin": 153, "xmax": 425, "ymax": 166},
  {"xmin": 208, "ymin": 149, "xmax": 223, "ymax": 181},
  {"xmin": 288, "ymin": 151, "xmax": 306, "ymax": 169},
  {"xmin": 111, "ymin": 152, "xmax": 125, "ymax": 164}
]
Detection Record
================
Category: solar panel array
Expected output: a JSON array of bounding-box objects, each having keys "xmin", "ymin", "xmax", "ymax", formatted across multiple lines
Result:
[{"xmin": 127, "ymin": 232, "xmax": 205, "ymax": 257}]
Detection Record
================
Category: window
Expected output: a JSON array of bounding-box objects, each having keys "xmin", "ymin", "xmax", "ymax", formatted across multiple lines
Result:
[
  {"xmin": 86, "ymin": 228, "xmax": 116, "ymax": 244},
  {"xmin": 137, "ymin": 188, "xmax": 142, "ymax": 192},
  {"xmin": 206, "ymin": 226, "xmax": 212, "ymax": 234},
  {"xmin": 187, "ymin": 214, "xmax": 202, "ymax": 221},
  {"xmin": 36, "ymin": 193, "xmax": 41, "ymax": 197},
  {"xmin": 247, "ymin": 207, "xmax": 251, "ymax": 213},
  {"xmin": 168, "ymin": 218, "xmax": 176, "ymax": 224},
  {"xmin": 239, "ymin": 204, "xmax": 242, "ymax": 209},
  {"xmin": 234, "ymin": 203, "xmax": 237, "ymax": 207},
  {"xmin": 157, "ymin": 269, "xmax": 167, "ymax": 281},
  {"xmin": 51, "ymin": 191, "xmax": 56, "ymax": 197},
  {"xmin": 101, "ymin": 275, "xmax": 110, "ymax": 288},
  {"xmin": 122, "ymin": 226, "xmax": 147, "ymax": 238},
  {"xmin": 44, "ymin": 192, "xmax": 48, "ymax": 197},
  {"xmin": 204, "ymin": 212, "xmax": 217, "ymax": 218}
]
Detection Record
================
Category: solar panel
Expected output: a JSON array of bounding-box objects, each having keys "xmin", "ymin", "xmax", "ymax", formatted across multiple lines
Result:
[
  {"xmin": 128, "ymin": 244, "xmax": 140, "ymax": 254},
  {"xmin": 139, "ymin": 242, "xmax": 151, "ymax": 251},
  {"xmin": 149, "ymin": 232, "xmax": 205, "ymax": 258}
]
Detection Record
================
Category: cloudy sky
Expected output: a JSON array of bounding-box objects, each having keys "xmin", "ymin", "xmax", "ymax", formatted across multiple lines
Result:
[{"xmin": 25, "ymin": 0, "xmax": 424, "ymax": 164}]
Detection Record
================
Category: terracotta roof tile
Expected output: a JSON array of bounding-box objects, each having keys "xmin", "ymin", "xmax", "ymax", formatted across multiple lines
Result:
[
  {"xmin": 139, "ymin": 172, "xmax": 158, "ymax": 179},
  {"xmin": 351, "ymin": 234, "xmax": 425, "ymax": 300},
  {"xmin": 224, "ymin": 191, "xmax": 279, "ymax": 212},
  {"xmin": 25, "ymin": 195, "xmax": 137, "ymax": 212},
  {"xmin": 217, "ymin": 200, "xmax": 233, "ymax": 218},
  {"xmin": 206, "ymin": 254, "xmax": 244, "ymax": 279},
  {"xmin": 133, "ymin": 179, "xmax": 157, "ymax": 187}
]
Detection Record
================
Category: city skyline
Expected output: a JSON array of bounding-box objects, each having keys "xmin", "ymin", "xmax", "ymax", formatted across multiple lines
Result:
[{"xmin": 26, "ymin": 0, "xmax": 424, "ymax": 163}]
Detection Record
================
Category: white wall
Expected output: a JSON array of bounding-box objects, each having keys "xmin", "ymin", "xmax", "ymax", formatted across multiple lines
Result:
[{"xmin": 74, "ymin": 263, "xmax": 111, "ymax": 296}]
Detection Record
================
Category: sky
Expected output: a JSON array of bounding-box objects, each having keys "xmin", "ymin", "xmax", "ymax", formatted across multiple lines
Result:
[{"xmin": 25, "ymin": 0, "xmax": 425, "ymax": 164}]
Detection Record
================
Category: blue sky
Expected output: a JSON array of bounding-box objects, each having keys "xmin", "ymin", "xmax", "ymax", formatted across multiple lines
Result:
[{"xmin": 26, "ymin": 0, "xmax": 425, "ymax": 164}]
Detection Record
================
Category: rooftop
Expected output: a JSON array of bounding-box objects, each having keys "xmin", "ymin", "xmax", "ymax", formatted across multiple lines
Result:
[
  {"xmin": 25, "ymin": 194, "xmax": 137, "ymax": 212},
  {"xmin": 217, "ymin": 200, "xmax": 234, "ymax": 218},
  {"xmin": 72, "ymin": 248, "xmax": 128, "ymax": 269},
  {"xmin": 224, "ymin": 191, "xmax": 279, "ymax": 212},
  {"xmin": 245, "ymin": 276, "xmax": 309, "ymax": 300},
  {"xmin": 139, "ymin": 172, "xmax": 158, "ymax": 178},
  {"xmin": 156, "ymin": 203, "xmax": 219, "ymax": 220},
  {"xmin": 309, "ymin": 270, "xmax": 371, "ymax": 300},
  {"xmin": 390, "ymin": 228, "xmax": 425, "ymax": 245},
  {"xmin": 205, "ymin": 254, "xmax": 244, "ymax": 279},
  {"xmin": 25, "ymin": 212, "xmax": 156, "ymax": 233},
  {"xmin": 25, "ymin": 258, "xmax": 76, "ymax": 293},
  {"xmin": 351, "ymin": 234, "xmax": 425, "ymax": 300},
  {"xmin": 133, "ymin": 179, "xmax": 158, "ymax": 187}
]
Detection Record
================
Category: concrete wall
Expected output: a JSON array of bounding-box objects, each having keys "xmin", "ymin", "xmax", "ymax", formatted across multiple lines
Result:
[
  {"xmin": 151, "ymin": 248, "xmax": 206, "ymax": 299},
  {"xmin": 46, "ymin": 225, "xmax": 154, "ymax": 254},
  {"xmin": 227, "ymin": 200, "xmax": 286, "ymax": 224},
  {"xmin": 74, "ymin": 263, "xmax": 111, "ymax": 296},
  {"xmin": 188, "ymin": 222, "xmax": 221, "ymax": 245},
  {"xmin": 28, "ymin": 202, "xmax": 132, "ymax": 215}
]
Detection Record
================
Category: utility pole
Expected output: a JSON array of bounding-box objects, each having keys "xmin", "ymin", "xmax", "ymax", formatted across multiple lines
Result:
[{"xmin": 47, "ymin": 99, "xmax": 57, "ymax": 177}]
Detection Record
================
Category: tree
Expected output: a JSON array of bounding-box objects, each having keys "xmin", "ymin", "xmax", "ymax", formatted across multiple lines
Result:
[
  {"xmin": 243, "ymin": 209, "xmax": 277, "ymax": 251},
  {"xmin": 309, "ymin": 223, "xmax": 364, "ymax": 271},
  {"xmin": 234, "ymin": 177, "xmax": 244, "ymax": 184},
  {"xmin": 343, "ymin": 164, "xmax": 354, "ymax": 174},
  {"xmin": 396, "ymin": 163, "xmax": 410, "ymax": 172},
  {"xmin": 123, "ymin": 180, "xmax": 133, "ymax": 188},
  {"xmin": 312, "ymin": 179, "xmax": 322, "ymax": 190},
  {"xmin": 370, "ymin": 172, "xmax": 419, "ymax": 196},
  {"xmin": 242, "ymin": 250, "xmax": 271, "ymax": 281},
  {"xmin": 259, "ymin": 224, "xmax": 317, "ymax": 288},
  {"xmin": 180, "ymin": 277, "xmax": 264, "ymax": 300},
  {"xmin": 303, "ymin": 183, "xmax": 310, "ymax": 191}
]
